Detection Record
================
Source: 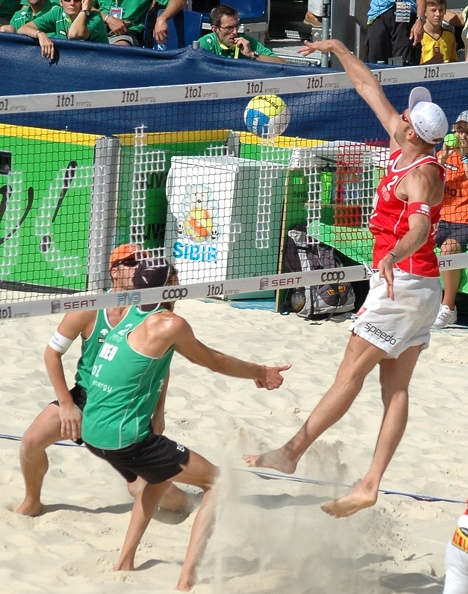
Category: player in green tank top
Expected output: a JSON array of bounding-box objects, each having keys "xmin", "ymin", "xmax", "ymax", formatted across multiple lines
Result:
[
  {"xmin": 83, "ymin": 258, "xmax": 290, "ymax": 590},
  {"xmin": 16, "ymin": 244, "xmax": 187, "ymax": 517}
]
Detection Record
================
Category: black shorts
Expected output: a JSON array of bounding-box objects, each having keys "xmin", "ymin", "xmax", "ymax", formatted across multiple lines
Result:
[
  {"xmin": 86, "ymin": 432, "xmax": 190, "ymax": 484},
  {"xmin": 436, "ymin": 220, "xmax": 468, "ymax": 253},
  {"xmin": 51, "ymin": 383, "xmax": 87, "ymax": 411},
  {"xmin": 366, "ymin": 7, "xmax": 421, "ymax": 65}
]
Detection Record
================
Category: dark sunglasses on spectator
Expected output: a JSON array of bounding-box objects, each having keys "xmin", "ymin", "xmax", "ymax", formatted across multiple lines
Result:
[{"xmin": 113, "ymin": 258, "xmax": 138, "ymax": 268}]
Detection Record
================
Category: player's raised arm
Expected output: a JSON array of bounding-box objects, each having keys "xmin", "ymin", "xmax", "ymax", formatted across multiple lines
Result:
[{"xmin": 299, "ymin": 39, "xmax": 400, "ymax": 138}]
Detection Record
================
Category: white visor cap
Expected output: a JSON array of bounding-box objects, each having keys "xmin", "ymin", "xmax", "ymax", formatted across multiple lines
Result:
[{"xmin": 408, "ymin": 87, "xmax": 448, "ymax": 144}]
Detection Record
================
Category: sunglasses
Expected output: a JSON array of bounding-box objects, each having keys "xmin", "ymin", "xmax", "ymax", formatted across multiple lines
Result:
[
  {"xmin": 112, "ymin": 257, "xmax": 138, "ymax": 268},
  {"xmin": 400, "ymin": 113, "xmax": 412, "ymax": 125},
  {"xmin": 218, "ymin": 22, "xmax": 241, "ymax": 32}
]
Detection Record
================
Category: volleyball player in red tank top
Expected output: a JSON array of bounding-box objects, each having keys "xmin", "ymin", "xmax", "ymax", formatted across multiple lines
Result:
[{"xmin": 245, "ymin": 38, "xmax": 449, "ymax": 519}]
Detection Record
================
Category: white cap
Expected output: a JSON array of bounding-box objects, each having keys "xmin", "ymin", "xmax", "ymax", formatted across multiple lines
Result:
[
  {"xmin": 408, "ymin": 87, "xmax": 448, "ymax": 144},
  {"xmin": 456, "ymin": 110, "xmax": 468, "ymax": 124}
]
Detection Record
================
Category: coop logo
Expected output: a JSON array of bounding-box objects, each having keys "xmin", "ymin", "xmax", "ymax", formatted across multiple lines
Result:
[
  {"xmin": 321, "ymin": 270, "xmax": 345, "ymax": 282},
  {"xmin": 162, "ymin": 287, "xmax": 189, "ymax": 300}
]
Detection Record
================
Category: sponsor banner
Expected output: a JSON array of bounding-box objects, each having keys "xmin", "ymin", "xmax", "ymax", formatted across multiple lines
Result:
[{"xmin": 2, "ymin": 63, "xmax": 466, "ymax": 115}]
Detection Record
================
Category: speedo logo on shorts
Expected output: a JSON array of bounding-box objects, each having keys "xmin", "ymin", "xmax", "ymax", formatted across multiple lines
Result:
[
  {"xmin": 176, "ymin": 444, "xmax": 185, "ymax": 452},
  {"xmin": 364, "ymin": 323, "xmax": 397, "ymax": 345}
]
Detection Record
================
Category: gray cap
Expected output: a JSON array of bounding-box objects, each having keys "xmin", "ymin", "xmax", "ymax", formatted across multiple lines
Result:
[{"xmin": 456, "ymin": 111, "xmax": 468, "ymax": 124}]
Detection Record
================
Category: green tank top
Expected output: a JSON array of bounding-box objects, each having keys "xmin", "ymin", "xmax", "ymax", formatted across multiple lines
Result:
[
  {"xmin": 74, "ymin": 308, "xmax": 113, "ymax": 391},
  {"xmin": 82, "ymin": 306, "xmax": 174, "ymax": 450}
]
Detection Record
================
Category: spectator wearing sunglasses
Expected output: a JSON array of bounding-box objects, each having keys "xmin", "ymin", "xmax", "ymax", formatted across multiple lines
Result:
[
  {"xmin": 18, "ymin": 0, "xmax": 108, "ymax": 60},
  {"xmin": 198, "ymin": 4, "xmax": 285, "ymax": 63}
]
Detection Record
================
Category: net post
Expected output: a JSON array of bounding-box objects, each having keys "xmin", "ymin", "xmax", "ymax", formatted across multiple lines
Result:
[
  {"xmin": 87, "ymin": 136, "xmax": 121, "ymax": 291},
  {"xmin": 321, "ymin": 0, "xmax": 331, "ymax": 68}
]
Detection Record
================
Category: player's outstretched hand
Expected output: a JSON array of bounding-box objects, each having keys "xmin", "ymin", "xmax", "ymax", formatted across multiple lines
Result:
[
  {"xmin": 298, "ymin": 38, "xmax": 341, "ymax": 57},
  {"xmin": 255, "ymin": 363, "xmax": 291, "ymax": 390}
]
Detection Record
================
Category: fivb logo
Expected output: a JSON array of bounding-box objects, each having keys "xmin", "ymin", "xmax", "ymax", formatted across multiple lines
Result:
[{"xmin": 117, "ymin": 292, "xmax": 141, "ymax": 306}]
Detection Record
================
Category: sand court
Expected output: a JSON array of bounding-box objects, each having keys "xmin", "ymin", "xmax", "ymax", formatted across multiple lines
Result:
[{"xmin": 0, "ymin": 298, "xmax": 466, "ymax": 593}]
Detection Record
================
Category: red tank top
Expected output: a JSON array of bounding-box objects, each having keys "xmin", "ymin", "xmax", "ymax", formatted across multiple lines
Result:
[{"xmin": 369, "ymin": 148, "xmax": 444, "ymax": 277}]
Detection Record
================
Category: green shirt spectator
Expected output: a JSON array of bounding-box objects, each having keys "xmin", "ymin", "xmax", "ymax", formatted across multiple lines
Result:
[
  {"xmin": 7, "ymin": 0, "xmax": 55, "ymax": 31},
  {"xmin": 33, "ymin": 3, "xmax": 108, "ymax": 41},
  {"xmin": 199, "ymin": 30, "xmax": 278, "ymax": 60},
  {"xmin": 0, "ymin": 0, "xmax": 21, "ymax": 23},
  {"xmin": 199, "ymin": 4, "xmax": 285, "ymax": 63},
  {"xmin": 97, "ymin": 0, "xmax": 185, "ymax": 47},
  {"xmin": 18, "ymin": 0, "xmax": 108, "ymax": 60}
]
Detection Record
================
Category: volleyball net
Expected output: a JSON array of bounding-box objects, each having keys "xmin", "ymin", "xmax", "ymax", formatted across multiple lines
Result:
[{"xmin": 1, "ymin": 60, "xmax": 468, "ymax": 318}]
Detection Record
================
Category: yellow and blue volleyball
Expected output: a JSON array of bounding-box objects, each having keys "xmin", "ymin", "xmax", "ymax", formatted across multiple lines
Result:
[{"xmin": 243, "ymin": 94, "xmax": 291, "ymax": 137}]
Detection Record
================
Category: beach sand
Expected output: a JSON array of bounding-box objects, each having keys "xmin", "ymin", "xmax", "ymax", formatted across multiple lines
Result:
[{"xmin": 0, "ymin": 298, "xmax": 467, "ymax": 593}]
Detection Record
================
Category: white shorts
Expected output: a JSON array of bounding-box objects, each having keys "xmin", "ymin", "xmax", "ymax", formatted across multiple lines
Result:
[
  {"xmin": 349, "ymin": 270, "xmax": 441, "ymax": 359},
  {"xmin": 444, "ymin": 540, "xmax": 468, "ymax": 594}
]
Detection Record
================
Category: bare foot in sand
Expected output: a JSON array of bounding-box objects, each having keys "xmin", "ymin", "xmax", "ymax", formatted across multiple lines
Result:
[
  {"xmin": 15, "ymin": 499, "xmax": 43, "ymax": 517},
  {"xmin": 321, "ymin": 484, "xmax": 377, "ymax": 518},
  {"xmin": 114, "ymin": 558, "xmax": 134, "ymax": 571},
  {"xmin": 243, "ymin": 447, "xmax": 298, "ymax": 474},
  {"xmin": 176, "ymin": 572, "xmax": 196, "ymax": 591}
]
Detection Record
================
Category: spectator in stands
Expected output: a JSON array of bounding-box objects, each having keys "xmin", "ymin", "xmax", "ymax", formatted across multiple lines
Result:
[
  {"xmin": 445, "ymin": 5, "xmax": 468, "ymax": 60},
  {"xmin": 421, "ymin": 0, "xmax": 457, "ymax": 63},
  {"xmin": 303, "ymin": 0, "xmax": 322, "ymax": 28},
  {"xmin": 18, "ymin": 0, "xmax": 108, "ymax": 59},
  {"xmin": 0, "ymin": 0, "xmax": 54, "ymax": 33},
  {"xmin": 0, "ymin": 0, "xmax": 21, "ymax": 26},
  {"xmin": 433, "ymin": 111, "xmax": 468, "ymax": 328},
  {"xmin": 97, "ymin": 0, "xmax": 185, "ymax": 47},
  {"xmin": 199, "ymin": 4, "xmax": 285, "ymax": 63},
  {"xmin": 366, "ymin": 0, "xmax": 427, "ymax": 65}
]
